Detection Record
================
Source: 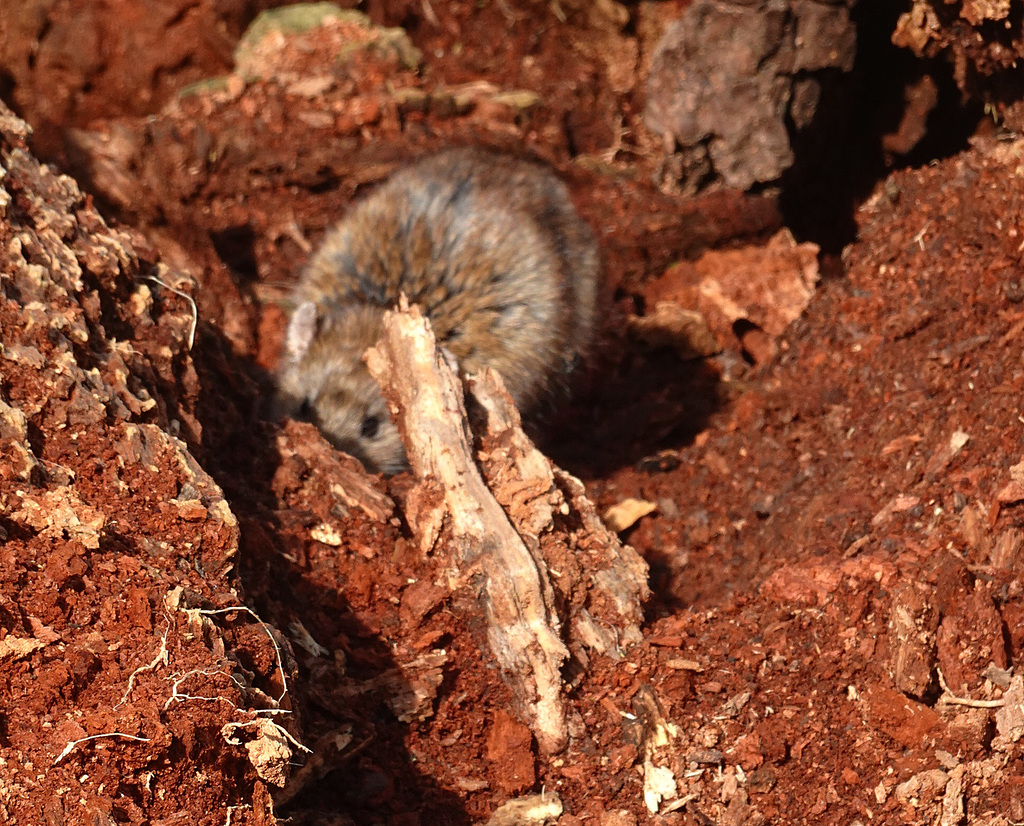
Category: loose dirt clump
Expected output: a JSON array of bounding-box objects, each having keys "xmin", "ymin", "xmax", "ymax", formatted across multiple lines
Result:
[
  {"xmin": 0, "ymin": 0, "xmax": 288, "ymax": 159},
  {"xmin": 0, "ymin": 105, "xmax": 289, "ymax": 825}
]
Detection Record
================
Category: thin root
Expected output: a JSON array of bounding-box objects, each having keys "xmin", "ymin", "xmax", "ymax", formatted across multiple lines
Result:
[
  {"xmin": 936, "ymin": 667, "xmax": 1006, "ymax": 708},
  {"xmin": 142, "ymin": 274, "xmax": 198, "ymax": 349},
  {"xmin": 54, "ymin": 732, "xmax": 152, "ymax": 765},
  {"xmin": 198, "ymin": 606, "xmax": 291, "ymax": 704}
]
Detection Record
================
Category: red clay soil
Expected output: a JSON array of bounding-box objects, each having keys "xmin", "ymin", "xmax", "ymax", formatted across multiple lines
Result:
[{"xmin": 2, "ymin": 2, "xmax": 1024, "ymax": 825}]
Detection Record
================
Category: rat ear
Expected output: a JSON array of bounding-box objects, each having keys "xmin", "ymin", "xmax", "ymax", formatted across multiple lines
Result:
[{"xmin": 285, "ymin": 301, "xmax": 319, "ymax": 361}]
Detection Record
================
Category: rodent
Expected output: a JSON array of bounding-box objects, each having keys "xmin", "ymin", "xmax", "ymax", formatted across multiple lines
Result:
[{"xmin": 276, "ymin": 147, "xmax": 599, "ymax": 474}]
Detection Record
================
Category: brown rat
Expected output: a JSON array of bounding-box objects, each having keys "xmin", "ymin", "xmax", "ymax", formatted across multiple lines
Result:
[{"xmin": 276, "ymin": 147, "xmax": 599, "ymax": 474}]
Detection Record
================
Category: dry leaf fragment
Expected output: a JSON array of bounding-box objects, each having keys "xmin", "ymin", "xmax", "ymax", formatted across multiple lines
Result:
[
  {"xmin": 485, "ymin": 792, "xmax": 563, "ymax": 826},
  {"xmin": 871, "ymin": 494, "xmax": 921, "ymax": 526},
  {"xmin": 603, "ymin": 498, "xmax": 657, "ymax": 533},
  {"xmin": 0, "ymin": 637, "xmax": 45, "ymax": 661},
  {"xmin": 643, "ymin": 761, "xmax": 678, "ymax": 813},
  {"xmin": 310, "ymin": 523, "xmax": 343, "ymax": 546}
]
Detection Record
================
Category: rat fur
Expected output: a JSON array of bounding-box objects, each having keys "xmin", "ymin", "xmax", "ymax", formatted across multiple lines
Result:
[{"xmin": 276, "ymin": 147, "xmax": 599, "ymax": 473}]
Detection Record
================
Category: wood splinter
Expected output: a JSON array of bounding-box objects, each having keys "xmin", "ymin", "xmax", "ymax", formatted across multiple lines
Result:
[{"xmin": 365, "ymin": 300, "xmax": 649, "ymax": 754}]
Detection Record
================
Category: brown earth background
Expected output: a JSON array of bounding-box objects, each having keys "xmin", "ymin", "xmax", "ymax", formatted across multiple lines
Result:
[{"xmin": 3, "ymin": 0, "xmax": 1024, "ymax": 824}]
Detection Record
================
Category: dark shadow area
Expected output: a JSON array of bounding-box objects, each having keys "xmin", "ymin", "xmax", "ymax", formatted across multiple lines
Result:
[
  {"xmin": 731, "ymin": 319, "xmax": 761, "ymax": 366},
  {"xmin": 544, "ymin": 335, "xmax": 726, "ymax": 480},
  {"xmin": 177, "ymin": 315, "xmax": 473, "ymax": 825},
  {"xmin": 0, "ymin": 72, "xmax": 17, "ymax": 118},
  {"xmin": 780, "ymin": 0, "xmax": 985, "ymax": 253},
  {"xmin": 209, "ymin": 225, "xmax": 262, "ymax": 288}
]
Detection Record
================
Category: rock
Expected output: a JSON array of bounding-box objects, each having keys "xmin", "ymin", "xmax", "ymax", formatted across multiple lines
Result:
[
  {"xmin": 644, "ymin": 0, "xmax": 855, "ymax": 192},
  {"xmin": 234, "ymin": 4, "xmax": 421, "ymax": 82}
]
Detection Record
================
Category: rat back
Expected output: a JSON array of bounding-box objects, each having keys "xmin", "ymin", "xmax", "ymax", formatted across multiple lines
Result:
[
  {"xmin": 280, "ymin": 148, "xmax": 599, "ymax": 472},
  {"xmin": 296, "ymin": 148, "xmax": 598, "ymax": 409}
]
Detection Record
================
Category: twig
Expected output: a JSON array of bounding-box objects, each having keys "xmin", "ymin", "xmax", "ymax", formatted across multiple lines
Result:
[
  {"xmin": 420, "ymin": 0, "xmax": 440, "ymax": 27},
  {"xmin": 663, "ymin": 793, "xmax": 698, "ymax": 814},
  {"xmin": 936, "ymin": 667, "xmax": 1006, "ymax": 708}
]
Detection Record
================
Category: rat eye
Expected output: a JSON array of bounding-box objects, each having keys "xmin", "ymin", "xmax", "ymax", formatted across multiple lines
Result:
[
  {"xmin": 297, "ymin": 400, "xmax": 316, "ymax": 422},
  {"xmin": 360, "ymin": 415, "xmax": 380, "ymax": 439}
]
